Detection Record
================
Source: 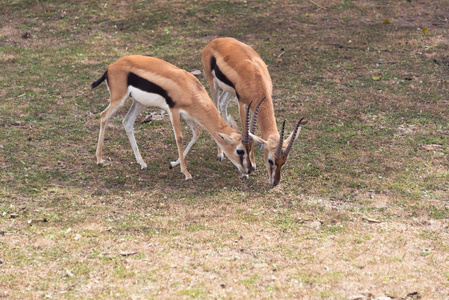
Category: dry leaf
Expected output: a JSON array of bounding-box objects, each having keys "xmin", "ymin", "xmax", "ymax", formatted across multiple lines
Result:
[
  {"xmin": 65, "ymin": 269, "xmax": 75, "ymax": 277},
  {"xmin": 362, "ymin": 216, "xmax": 382, "ymax": 223},
  {"xmin": 348, "ymin": 295, "xmax": 365, "ymax": 300},
  {"xmin": 119, "ymin": 251, "xmax": 139, "ymax": 256},
  {"xmin": 421, "ymin": 144, "xmax": 441, "ymax": 151},
  {"xmin": 141, "ymin": 114, "xmax": 152, "ymax": 124}
]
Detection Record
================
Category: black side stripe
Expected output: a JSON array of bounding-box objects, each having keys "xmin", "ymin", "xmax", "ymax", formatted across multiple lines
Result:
[
  {"xmin": 127, "ymin": 72, "xmax": 176, "ymax": 108},
  {"xmin": 210, "ymin": 56, "xmax": 240, "ymax": 100}
]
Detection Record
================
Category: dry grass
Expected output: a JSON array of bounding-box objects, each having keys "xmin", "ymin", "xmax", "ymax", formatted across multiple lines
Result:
[{"xmin": 1, "ymin": 0, "xmax": 449, "ymax": 299}]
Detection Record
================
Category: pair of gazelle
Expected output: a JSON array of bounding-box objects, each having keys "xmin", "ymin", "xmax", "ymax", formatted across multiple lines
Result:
[{"xmin": 92, "ymin": 38, "xmax": 304, "ymax": 186}]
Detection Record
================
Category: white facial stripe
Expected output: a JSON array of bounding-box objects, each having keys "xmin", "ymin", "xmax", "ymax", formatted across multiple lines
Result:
[{"xmin": 128, "ymin": 86, "xmax": 170, "ymax": 110}]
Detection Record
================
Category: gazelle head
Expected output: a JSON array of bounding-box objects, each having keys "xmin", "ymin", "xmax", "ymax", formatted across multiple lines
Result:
[
  {"xmin": 262, "ymin": 118, "xmax": 304, "ymax": 186},
  {"xmin": 217, "ymin": 100, "xmax": 264, "ymax": 177}
]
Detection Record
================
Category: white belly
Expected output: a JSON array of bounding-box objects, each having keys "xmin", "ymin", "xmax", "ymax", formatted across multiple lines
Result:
[
  {"xmin": 128, "ymin": 86, "xmax": 170, "ymax": 110},
  {"xmin": 212, "ymin": 70, "xmax": 235, "ymax": 94}
]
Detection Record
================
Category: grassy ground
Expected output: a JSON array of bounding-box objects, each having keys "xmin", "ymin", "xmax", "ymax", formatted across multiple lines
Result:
[{"xmin": 1, "ymin": 0, "xmax": 448, "ymax": 299}]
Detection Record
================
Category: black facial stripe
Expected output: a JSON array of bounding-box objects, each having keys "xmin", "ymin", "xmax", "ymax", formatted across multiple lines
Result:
[{"xmin": 127, "ymin": 72, "xmax": 175, "ymax": 108}]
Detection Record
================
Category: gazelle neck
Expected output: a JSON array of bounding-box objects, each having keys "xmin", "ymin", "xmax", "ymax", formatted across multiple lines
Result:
[
  {"xmin": 187, "ymin": 93, "xmax": 236, "ymax": 145},
  {"xmin": 255, "ymin": 95, "xmax": 279, "ymax": 141}
]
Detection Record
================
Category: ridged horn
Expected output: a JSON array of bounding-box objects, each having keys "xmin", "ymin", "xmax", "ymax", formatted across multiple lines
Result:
[
  {"xmin": 250, "ymin": 97, "xmax": 266, "ymax": 135},
  {"xmin": 242, "ymin": 101, "xmax": 253, "ymax": 145},
  {"xmin": 275, "ymin": 120, "xmax": 286, "ymax": 157},
  {"xmin": 283, "ymin": 118, "xmax": 304, "ymax": 156}
]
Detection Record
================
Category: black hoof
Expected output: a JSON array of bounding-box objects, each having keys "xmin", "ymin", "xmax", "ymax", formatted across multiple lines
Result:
[
  {"xmin": 186, "ymin": 177, "xmax": 193, "ymax": 181},
  {"xmin": 169, "ymin": 163, "xmax": 173, "ymax": 169}
]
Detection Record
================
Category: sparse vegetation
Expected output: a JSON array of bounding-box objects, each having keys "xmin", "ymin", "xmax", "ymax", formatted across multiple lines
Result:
[{"xmin": 1, "ymin": 0, "xmax": 448, "ymax": 299}]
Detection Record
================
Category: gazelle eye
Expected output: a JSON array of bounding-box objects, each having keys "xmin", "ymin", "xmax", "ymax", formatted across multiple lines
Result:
[
  {"xmin": 237, "ymin": 149, "xmax": 245, "ymax": 156},
  {"xmin": 268, "ymin": 159, "xmax": 274, "ymax": 166}
]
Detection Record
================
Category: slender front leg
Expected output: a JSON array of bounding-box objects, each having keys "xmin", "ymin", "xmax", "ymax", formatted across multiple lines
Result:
[
  {"xmin": 96, "ymin": 94, "xmax": 128, "ymax": 166},
  {"xmin": 212, "ymin": 81, "xmax": 224, "ymax": 161},
  {"xmin": 169, "ymin": 110, "xmax": 192, "ymax": 181},
  {"xmin": 169, "ymin": 118, "xmax": 200, "ymax": 169},
  {"xmin": 122, "ymin": 100, "xmax": 147, "ymax": 170},
  {"xmin": 212, "ymin": 79, "xmax": 220, "ymax": 108}
]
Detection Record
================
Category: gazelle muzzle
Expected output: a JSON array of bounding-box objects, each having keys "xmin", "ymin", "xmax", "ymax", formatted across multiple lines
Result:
[{"xmin": 271, "ymin": 117, "xmax": 305, "ymax": 186}]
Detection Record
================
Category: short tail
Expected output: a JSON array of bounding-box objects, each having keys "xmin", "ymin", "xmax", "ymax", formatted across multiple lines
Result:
[{"xmin": 91, "ymin": 71, "xmax": 108, "ymax": 89}]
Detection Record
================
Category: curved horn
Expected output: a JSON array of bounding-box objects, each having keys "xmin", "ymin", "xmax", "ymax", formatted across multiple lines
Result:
[
  {"xmin": 242, "ymin": 101, "xmax": 253, "ymax": 145},
  {"xmin": 284, "ymin": 118, "xmax": 304, "ymax": 156},
  {"xmin": 250, "ymin": 97, "xmax": 266, "ymax": 134},
  {"xmin": 275, "ymin": 120, "xmax": 286, "ymax": 157}
]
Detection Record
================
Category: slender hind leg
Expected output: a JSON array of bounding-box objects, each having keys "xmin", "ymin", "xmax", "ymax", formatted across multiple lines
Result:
[
  {"xmin": 122, "ymin": 100, "xmax": 147, "ymax": 169},
  {"xmin": 170, "ymin": 117, "xmax": 200, "ymax": 169},
  {"xmin": 96, "ymin": 92, "xmax": 129, "ymax": 166}
]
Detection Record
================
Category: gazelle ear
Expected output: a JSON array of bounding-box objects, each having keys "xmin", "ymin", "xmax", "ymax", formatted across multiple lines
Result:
[
  {"xmin": 227, "ymin": 115, "xmax": 238, "ymax": 129},
  {"xmin": 249, "ymin": 133, "xmax": 267, "ymax": 145},
  {"xmin": 217, "ymin": 132, "xmax": 235, "ymax": 145}
]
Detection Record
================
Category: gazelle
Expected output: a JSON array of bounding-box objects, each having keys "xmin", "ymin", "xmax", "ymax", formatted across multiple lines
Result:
[
  {"xmin": 91, "ymin": 55, "xmax": 263, "ymax": 180},
  {"xmin": 201, "ymin": 37, "xmax": 304, "ymax": 186}
]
